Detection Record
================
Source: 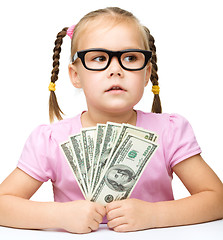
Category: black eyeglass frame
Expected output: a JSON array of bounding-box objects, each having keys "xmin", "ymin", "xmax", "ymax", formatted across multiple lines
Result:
[{"xmin": 71, "ymin": 48, "xmax": 152, "ymax": 71}]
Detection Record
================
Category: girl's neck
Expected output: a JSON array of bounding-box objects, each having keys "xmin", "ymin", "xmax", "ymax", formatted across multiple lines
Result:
[{"xmin": 81, "ymin": 109, "xmax": 137, "ymax": 128}]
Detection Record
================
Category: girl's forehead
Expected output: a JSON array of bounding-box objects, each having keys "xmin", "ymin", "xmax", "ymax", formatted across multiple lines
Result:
[{"xmin": 76, "ymin": 19, "xmax": 145, "ymax": 51}]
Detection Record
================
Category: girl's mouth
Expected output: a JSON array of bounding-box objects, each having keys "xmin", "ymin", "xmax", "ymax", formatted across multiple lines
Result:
[{"xmin": 106, "ymin": 85, "xmax": 126, "ymax": 93}]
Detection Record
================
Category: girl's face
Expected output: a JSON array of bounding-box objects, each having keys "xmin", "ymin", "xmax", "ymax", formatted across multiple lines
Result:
[{"xmin": 69, "ymin": 20, "xmax": 151, "ymax": 115}]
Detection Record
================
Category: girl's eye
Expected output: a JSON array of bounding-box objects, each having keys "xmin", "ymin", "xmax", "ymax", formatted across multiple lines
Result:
[
  {"xmin": 124, "ymin": 55, "xmax": 137, "ymax": 62},
  {"xmin": 93, "ymin": 56, "xmax": 107, "ymax": 62},
  {"xmin": 115, "ymin": 174, "xmax": 118, "ymax": 178}
]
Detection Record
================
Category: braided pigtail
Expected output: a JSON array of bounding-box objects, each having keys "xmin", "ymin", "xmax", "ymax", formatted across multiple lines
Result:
[
  {"xmin": 49, "ymin": 27, "xmax": 68, "ymax": 123},
  {"xmin": 143, "ymin": 26, "xmax": 162, "ymax": 113}
]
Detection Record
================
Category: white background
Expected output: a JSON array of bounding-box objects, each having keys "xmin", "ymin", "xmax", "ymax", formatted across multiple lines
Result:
[{"xmin": 0, "ymin": 0, "xmax": 222, "ymax": 202}]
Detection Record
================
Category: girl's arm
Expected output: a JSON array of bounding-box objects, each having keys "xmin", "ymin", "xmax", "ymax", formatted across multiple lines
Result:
[
  {"xmin": 0, "ymin": 168, "xmax": 106, "ymax": 233},
  {"xmin": 154, "ymin": 154, "xmax": 223, "ymax": 227},
  {"xmin": 106, "ymin": 154, "xmax": 223, "ymax": 232}
]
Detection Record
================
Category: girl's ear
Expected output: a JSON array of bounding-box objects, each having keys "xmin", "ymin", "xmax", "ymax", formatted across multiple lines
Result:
[
  {"xmin": 144, "ymin": 62, "xmax": 152, "ymax": 87},
  {"xmin": 68, "ymin": 64, "xmax": 82, "ymax": 88}
]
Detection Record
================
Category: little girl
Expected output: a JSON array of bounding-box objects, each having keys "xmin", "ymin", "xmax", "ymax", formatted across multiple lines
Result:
[{"xmin": 0, "ymin": 7, "xmax": 223, "ymax": 234}]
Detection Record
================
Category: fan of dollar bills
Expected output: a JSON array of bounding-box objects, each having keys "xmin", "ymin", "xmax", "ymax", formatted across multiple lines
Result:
[{"xmin": 60, "ymin": 122, "xmax": 159, "ymax": 205}]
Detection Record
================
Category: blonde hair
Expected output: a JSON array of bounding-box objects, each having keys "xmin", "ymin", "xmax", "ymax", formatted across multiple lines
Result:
[{"xmin": 49, "ymin": 7, "xmax": 161, "ymax": 123}]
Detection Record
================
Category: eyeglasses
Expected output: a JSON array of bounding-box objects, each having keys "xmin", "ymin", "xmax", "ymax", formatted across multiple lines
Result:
[{"xmin": 71, "ymin": 48, "xmax": 152, "ymax": 71}]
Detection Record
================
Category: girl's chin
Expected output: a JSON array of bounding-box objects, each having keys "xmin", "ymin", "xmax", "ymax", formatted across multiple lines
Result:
[{"xmin": 101, "ymin": 106, "xmax": 135, "ymax": 115}]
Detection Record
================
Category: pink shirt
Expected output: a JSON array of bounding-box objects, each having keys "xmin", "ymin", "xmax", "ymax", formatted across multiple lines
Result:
[{"xmin": 17, "ymin": 110, "xmax": 201, "ymax": 214}]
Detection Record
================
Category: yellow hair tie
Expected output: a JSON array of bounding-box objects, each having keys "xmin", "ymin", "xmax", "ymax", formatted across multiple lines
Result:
[
  {"xmin": 152, "ymin": 85, "xmax": 160, "ymax": 95},
  {"xmin": 48, "ymin": 82, "xmax": 56, "ymax": 91}
]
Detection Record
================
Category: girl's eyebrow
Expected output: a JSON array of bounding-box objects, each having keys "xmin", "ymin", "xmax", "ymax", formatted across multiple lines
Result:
[
  {"xmin": 112, "ymin": 47, "xmax": 144, "ymax": 51},
  {"xmin": 120, "ymin": 46, "xmax": 143, "ymax": 50}
]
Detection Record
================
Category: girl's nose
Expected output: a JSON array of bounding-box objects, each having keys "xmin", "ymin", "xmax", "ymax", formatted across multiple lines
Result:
[{"xmin": 107, "ymin": 57, "xmax": 123, "ymax": 78}]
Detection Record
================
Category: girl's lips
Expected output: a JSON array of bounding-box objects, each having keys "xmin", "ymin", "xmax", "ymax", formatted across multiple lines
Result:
[
  {"xmin": 105, "ymin": 85, "xmax": 126, "ymax": 92},
  {"xmin": 106, "ymin": 89, "xmax": 126, "ymax": 95}
]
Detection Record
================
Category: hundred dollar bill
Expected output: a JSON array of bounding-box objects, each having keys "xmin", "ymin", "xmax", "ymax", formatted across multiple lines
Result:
[
  {"xmin": 122, "ymin": 124, "xmax": 158, "ymax": 143},
  {"xmin": 81, "ymin": 127, "xmax": 96, "ymax": 189},
  {"xmin": 90, "ymin": 124, "xmax": 106, "ymax": 193},
  {"xmin": 91, "ymin": 134, "xmax": 158, "ymax": 205},
  {"xmin": 91, "ymin": 122, "xmax": 122, "ymax": 193},
  {"xmin": 70, "ymin": 134, "xmax": 89, "ymax": 196},
  {"xmin": 109, "ymin": 123, "xmax": 158, "ymax": 161},
  {"xmin": 60, "ymin": 141, "xmax": 87, "ymax": 198}
]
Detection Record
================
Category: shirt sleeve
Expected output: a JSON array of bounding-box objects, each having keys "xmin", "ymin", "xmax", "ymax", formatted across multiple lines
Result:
[
  {"xmin": 17, "ymin": 125, "xmax": 57, "ymax": 182},
  {"xmin": 164, "ymin": 114, "xmax": 202, "ymax": 173}
]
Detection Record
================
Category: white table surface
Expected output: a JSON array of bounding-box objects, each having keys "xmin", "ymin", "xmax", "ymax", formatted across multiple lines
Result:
[{"xmin": 0, "ymin": 220, "xmax": 222, "ymax": 240}]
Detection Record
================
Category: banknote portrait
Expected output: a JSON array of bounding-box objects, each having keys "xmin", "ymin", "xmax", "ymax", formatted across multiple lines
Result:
[{"xmin": 105, "ymin": 165, "xmax": 136, "ymax": 192}]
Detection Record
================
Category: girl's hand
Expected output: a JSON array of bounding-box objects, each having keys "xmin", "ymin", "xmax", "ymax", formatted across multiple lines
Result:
[
  {"xmin": 58, "ymin": 200, "xmax": 106, "ymax": 234},
  {"xmin": 106, "ymin": 198, "xmax": 155, "ymax": 232}
]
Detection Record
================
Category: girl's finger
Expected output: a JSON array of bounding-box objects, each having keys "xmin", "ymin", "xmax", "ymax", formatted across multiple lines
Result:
[
  {"xmin": 113, "ymin": 223, "xmax": 129, "ymax": 232},
  {"xmin": 106, "ymin": 207, "xmax": 124, "ymax": 221},
  {"xmin": 107, "ymin": 216, "xmax": 127, "ymax": 229},
  {"xmin": 106, "ymin": 200, "xmax": 123, "ymax": 212},
  {"xmin": 89, "ymin": 219, "xmax": 100, "ymax": 231},
  {"xmin": 95, "ymin": 204, "xmax": 106, "ymax": 217},
  {"xmin": 93, "ymin": 211, "xmax": 104, "ymax": 224}
]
